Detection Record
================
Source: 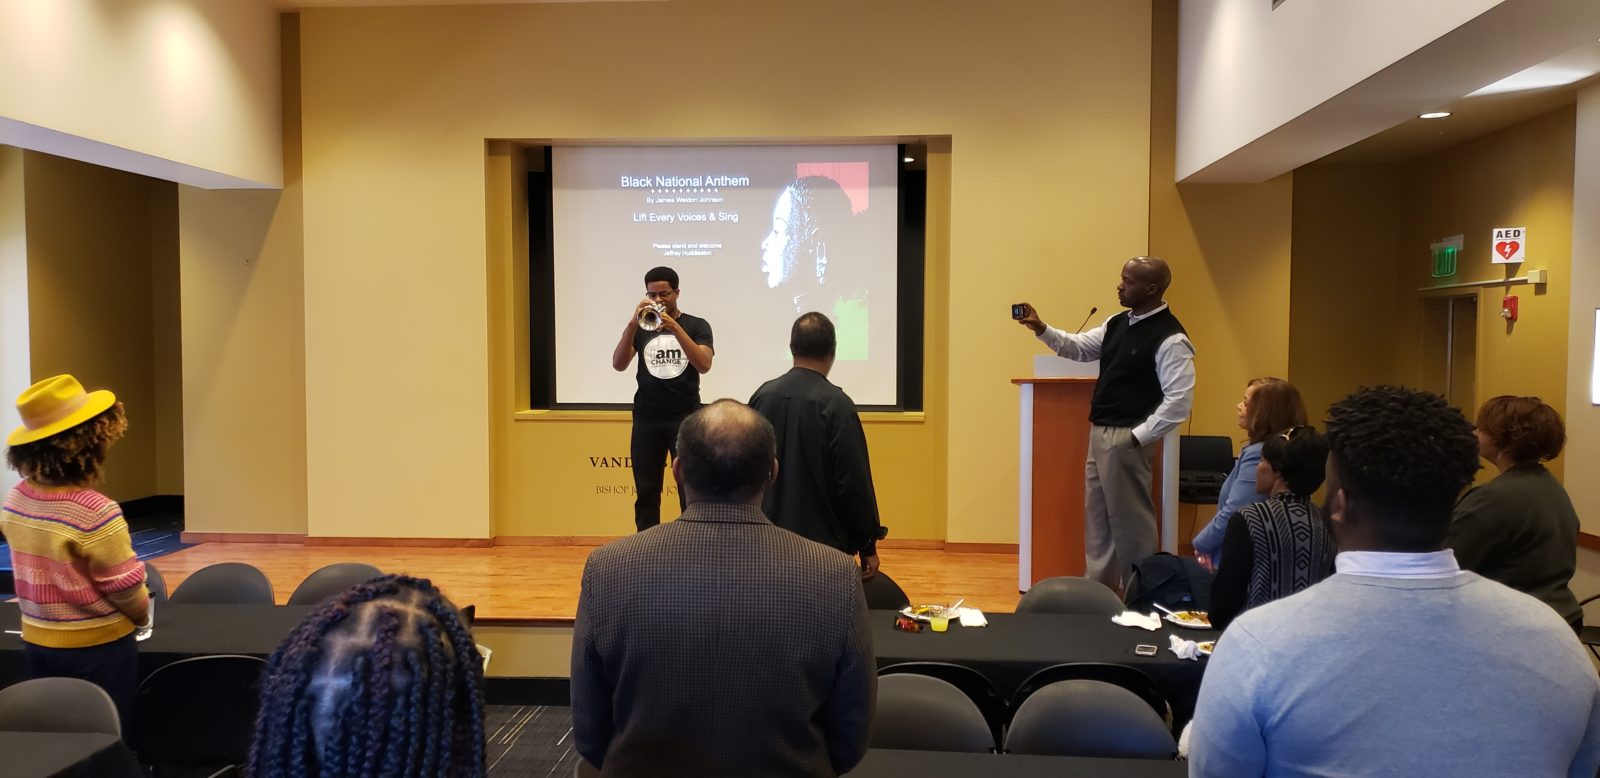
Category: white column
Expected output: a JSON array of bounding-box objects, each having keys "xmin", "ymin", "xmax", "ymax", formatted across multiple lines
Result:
[
  {"xmin": 0, "ymin": 148, "xmax": 29, "ymax": 495},
  {"xmin": 1017, "ymin": 384, "xmax": 1034, "ymax": 593},
  {"xmin": 1565, "ymin": 83, "xmax": 1600, "ymax": 533},
  {"xmin": 1161, "ymin": 429, "xmax": 1181, "ymax": 554}
]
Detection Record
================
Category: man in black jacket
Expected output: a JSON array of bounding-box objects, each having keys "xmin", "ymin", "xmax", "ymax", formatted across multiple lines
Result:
[
  {"xmin": 1017, "ymin": 257, "xmax": 1195, "ymax": 591},
  {"xmin": 750, "ymin": 313, "xmax": 884, "ymax": 578},
  {"xmin": 571, "ymin": 400, "xmax": 875, "ymax": 776}
]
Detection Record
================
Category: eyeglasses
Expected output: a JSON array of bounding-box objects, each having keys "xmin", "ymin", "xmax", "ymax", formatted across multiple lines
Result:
[{"xmin": 1280, "ymin": 425, "xmax": 1312, "ymax": 441}]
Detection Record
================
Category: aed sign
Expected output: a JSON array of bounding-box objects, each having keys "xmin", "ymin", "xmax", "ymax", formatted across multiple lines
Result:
[{"xmin": 1492, "ymin": 227, "xmax": 1525, "ymax": 264}]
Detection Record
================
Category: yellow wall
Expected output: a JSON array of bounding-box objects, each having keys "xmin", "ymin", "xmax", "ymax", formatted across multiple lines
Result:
[
  {"xmin": 21, "ymin": 151, "xmax": 181, "ymax": 502},
  {"xmin": 298, "ymin": 1, "xmax": 1155, "ymax": 542},
  {"xmin": 0, "ymin": 0, "xmax": 282, "ymax": 188},
  {"xmin": 1393, "ymin": 107, "xmax": 1575, "ymax": 477},
  {"xmin": 177, "ymin": 14, "xmax": 308, "ymax": 536},
  {"xmin": 1150, "ymin": 0, "xmax": 1295, "ymax": 447},
  {"xmin": 1288, "ymin": 164, "xmax": 1405, "ymax": 423},
  {"xmin": 1290, "ymin": 108, "xmax": 1575, "ymax": 481}
]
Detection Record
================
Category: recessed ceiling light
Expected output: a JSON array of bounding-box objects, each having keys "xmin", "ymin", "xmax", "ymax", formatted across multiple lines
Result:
[
  {"xmin": 1420, "ymin": 111, "xmax": 1452, "ymax": 119},
  {"xmin": 903, "ymin": 156, "xmax": 915, "ymax": 163}
]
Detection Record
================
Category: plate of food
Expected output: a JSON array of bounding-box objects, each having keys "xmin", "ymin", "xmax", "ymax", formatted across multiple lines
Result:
[
  {"xmin": 1163, "ymin": 610, "xmax": 1213, "ymax": 629},
  {"xmin": 1196, "ymin": 640, "xmax": 1216, "ymax": 656}
]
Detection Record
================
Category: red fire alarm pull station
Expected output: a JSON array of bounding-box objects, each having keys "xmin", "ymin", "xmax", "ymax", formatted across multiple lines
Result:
[{"xmin": 1501, "ymin": 295, "xmax": 1519, "ymax": 323}]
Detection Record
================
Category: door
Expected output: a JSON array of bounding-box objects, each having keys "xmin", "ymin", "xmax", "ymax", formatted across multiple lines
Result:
[{"xmin": 1419, "ymin": 295, "xmax": 1478, "ymax": 413}]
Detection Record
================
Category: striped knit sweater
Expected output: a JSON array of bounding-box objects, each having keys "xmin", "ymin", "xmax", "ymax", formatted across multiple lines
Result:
[{"xmin": 1, "ymin": 482, "xmax": 148, "ymax": 648}]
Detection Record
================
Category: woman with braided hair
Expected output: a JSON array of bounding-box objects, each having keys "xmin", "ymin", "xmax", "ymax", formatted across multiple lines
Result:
[{"xmin": 248, "ymin": 575, "xmax": 486, "ymax": 778}]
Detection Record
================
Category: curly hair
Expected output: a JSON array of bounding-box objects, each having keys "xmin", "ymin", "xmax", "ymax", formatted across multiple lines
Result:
[
  {"xmin": 248, "ymin": 575, "xmax": 485, "ymax": 778},
  {"xmin": 1475, "ymin": 395, "xmax": 1565, "ymax": 465},
  {"xmin": 1324, "ymin": 386, "xmax": 1480, "ymax": 549},
  {"xmin": 4, "ymin": 404, "xmax": 128, "ymax": 486},
  {"xmin": 643, "ymin": 266, "xmax": 679, "ymax": 291},
  {"xmin": 1244, "ymin": 378, "xmax": 1307, "ymax": 444}
]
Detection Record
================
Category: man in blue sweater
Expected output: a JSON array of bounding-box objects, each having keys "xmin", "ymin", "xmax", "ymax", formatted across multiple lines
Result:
[{"xmin": 1190, "ymin": 386, "xmax": 1600, "ymax": 777}]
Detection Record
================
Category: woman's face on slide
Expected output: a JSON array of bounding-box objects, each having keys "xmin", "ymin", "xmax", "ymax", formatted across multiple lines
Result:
[{"xmin": 760, "ymin": 188, "xmax": 795, "ymax": 288}]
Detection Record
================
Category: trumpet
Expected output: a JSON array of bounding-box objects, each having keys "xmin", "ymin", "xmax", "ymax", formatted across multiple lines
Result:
[{"xmin": 638, "ymin": 302, "xmax": 667, "ymax": 331}]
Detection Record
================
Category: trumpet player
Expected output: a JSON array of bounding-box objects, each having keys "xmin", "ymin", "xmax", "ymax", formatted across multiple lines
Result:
[{"xmin": 611, "ymin": 266, "xmax": 715, "ymax": 531}]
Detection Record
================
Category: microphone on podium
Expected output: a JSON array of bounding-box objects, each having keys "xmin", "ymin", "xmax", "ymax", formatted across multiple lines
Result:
[{"xmin": 1074, "ymin": 306, "xmax": 1099, "ymax": 334}]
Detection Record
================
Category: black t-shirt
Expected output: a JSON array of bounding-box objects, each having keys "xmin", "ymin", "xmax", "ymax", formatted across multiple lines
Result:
[{"xmin": 632, "ymin": 312, "xmax": 713, "ymax": 416}]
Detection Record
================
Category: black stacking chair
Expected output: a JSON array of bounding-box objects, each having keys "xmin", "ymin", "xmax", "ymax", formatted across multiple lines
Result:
[
  {"xmin": 1004, "ymin": 679, "xmax": 1176, "ymax": 758},
  {"xmin": 169, "ymin": 562, "xmax": 274, "ymax": 605},
  {"xmin": 880, "ymin": 661, "xmax": 1008, "ymax": 745},
  {"xmin": 0, "ymin": 677, "xmax": 122, "ymax": 736},
  {"xmin": 1015, "ymin": 576, "xmax": 1124, "ymax": 617},
  {"xmin": 1010, "ymin": 662, "xmax": 1171, "ymax": 724},
  {"xmin": 287, "ymin": 562, "xmax": 384, "ymax": 605},
  {"xmin": 862, "ymin": 571, "xmax": 912, "ymax": 611},
  {"xmin": 872, "ymin": 673, "xmax": 995, "ymax": 752},
  {"xmin": 145, "ymin": 562, "xmax": 169, "ymax": 603},
  {"xmin": 132, "ymin": 655, "xmax": 268, "ymax": 772},
  {"xmin": 1178, "ymin": 435, "xmax": 1234, "ymax": 504}
]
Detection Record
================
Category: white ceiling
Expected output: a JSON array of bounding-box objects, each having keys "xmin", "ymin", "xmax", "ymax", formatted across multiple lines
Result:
[
  {"xmin": 1177, "ymin": 0, "xmax": 1600, "ymax": 182},
  {"xmin": 1316, "ymin": 40, "xmax": 1600, "ymax": 165}
]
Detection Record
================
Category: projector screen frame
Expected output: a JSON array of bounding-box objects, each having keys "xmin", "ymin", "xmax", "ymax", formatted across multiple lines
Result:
[{"xmin": 527, "ymin": 142, "xmax": 927, "ymax": 412}]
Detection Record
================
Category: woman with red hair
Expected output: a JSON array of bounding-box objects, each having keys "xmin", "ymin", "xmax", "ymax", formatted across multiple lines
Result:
[{"xmin": 1448, "ymin": 395, "xmax": 1581, "ymax": 630}]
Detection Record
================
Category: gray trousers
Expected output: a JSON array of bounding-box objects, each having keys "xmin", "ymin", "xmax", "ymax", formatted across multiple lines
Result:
[{"xmin": 1084, "ymin": 424, "xmax": 1159, "ymax": 591}]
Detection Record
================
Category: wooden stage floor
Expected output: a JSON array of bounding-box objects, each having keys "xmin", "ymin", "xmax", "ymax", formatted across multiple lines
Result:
[{"xmin": 151, "ymin": 543, "xmax": 1024, "ymax": 623}]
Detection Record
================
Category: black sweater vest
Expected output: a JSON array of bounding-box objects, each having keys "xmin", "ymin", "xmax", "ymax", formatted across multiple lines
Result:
[{"xmin": 1090, "ymin": 308, "xmax": 1187, "ymax": 428}]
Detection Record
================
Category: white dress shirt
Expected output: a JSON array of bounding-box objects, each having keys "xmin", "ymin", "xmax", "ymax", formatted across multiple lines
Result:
[
  {"xmin": 1036, "ymin": 302, "xmax": 1196, "ymax": 444},
  {"xmin": 1335, "ymin": 549, "xmax": 1461, "ymax": 579}
]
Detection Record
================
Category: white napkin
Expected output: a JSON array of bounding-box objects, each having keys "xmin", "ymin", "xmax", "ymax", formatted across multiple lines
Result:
[
  {"xmin": 1112, "ymin": 610, "xmax": 1162, "ymax": 631},
  {"xmin": 1168, "ymin": 633, "xmax": 1201, "ymax": 661},
  {"xmin": 957, "ymin": 607, "xmax": 987, "ymax": 627}
]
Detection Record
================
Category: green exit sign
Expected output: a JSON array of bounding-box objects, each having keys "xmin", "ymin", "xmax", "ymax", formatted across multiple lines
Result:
[{"xmin": 1431, "ymin": 236, "xmax": 1463, "ymax": 278}]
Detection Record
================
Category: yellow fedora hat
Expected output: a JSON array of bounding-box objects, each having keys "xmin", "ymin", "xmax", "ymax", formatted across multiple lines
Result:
[{"xmin": 7, "ymin": 375, "xmax": 117, "ymax": 447}]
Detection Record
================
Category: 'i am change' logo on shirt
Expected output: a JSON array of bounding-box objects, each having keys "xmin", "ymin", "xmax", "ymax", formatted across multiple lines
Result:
[{"xmin": 643, "ymin": 333, "xmax": 689, "ymax": 380}]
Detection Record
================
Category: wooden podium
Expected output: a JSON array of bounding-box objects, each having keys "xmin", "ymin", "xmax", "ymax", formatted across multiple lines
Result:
[{"xmin": 1013, "ymin": 378, "xmax": 1174, "ymax": 592}]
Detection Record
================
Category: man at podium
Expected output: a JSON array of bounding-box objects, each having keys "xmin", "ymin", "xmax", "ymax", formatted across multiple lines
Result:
[{"xmin": 1015, "ymin": 256, "xmax": 1195, "ymax": 591}]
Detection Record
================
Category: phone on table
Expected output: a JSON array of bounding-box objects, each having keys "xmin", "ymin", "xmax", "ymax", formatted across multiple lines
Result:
[
  {"xmin": 1011, "ymin": 303, "xmax": 1028, "ymax": 320},
  {"xmin": 1134, "ymin": 644, "xmax": 1158, "ymax": 656}
]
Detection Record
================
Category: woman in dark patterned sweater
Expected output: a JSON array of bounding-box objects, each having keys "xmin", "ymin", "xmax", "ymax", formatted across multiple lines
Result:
[{"xmin": 1209, "ymin": 426, "xmax": 1336, "ymax": 632}]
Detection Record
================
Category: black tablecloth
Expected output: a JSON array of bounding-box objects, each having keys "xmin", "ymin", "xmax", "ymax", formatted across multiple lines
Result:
[
  {"xmin": 0, "ymin": 603, "xmax": 314, "ymax": 686},
  {"xmin": 846, "ymin": 749, "xmax": 1185, "ymax": 777},
  {"xmin": 0, "ymin": 731, "xmax": 143, "ymax": 778},
  {"xmin": 870, "ymin": 610, "xmax": 1218, "ymax": 725}
]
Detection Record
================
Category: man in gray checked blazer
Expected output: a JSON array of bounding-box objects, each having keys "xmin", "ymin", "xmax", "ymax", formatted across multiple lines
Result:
[{"xmin": 571, "ymin": 399, "xmax": 876, "ymax": 777}]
